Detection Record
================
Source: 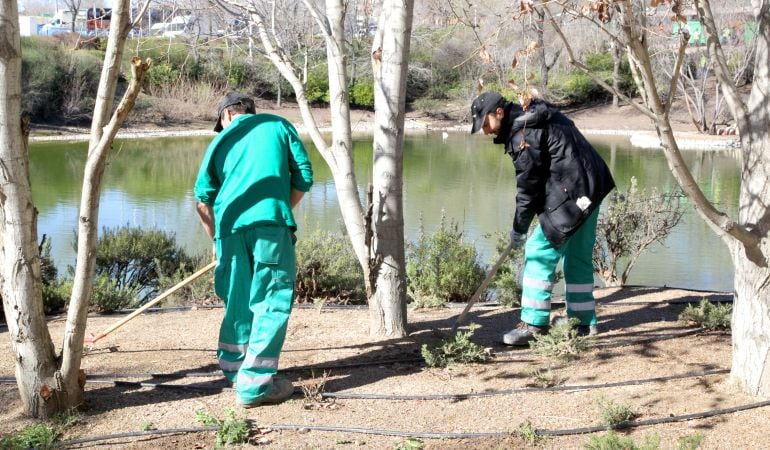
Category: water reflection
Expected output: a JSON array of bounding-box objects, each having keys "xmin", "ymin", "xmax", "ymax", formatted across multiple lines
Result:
[{"xmin": 29, "ymin": 133, "xmax": 738, "ymax": 292}]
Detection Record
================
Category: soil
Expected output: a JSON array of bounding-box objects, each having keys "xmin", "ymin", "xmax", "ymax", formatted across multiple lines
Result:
[{"xmin": 1, "ymin": 287, "xmax": 767, "ymax": 449}]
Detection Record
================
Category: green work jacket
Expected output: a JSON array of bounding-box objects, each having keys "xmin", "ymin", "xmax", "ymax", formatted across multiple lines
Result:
[{"xmin": 194, "ymin": 113, "xmax": 313, "ymax": 238}]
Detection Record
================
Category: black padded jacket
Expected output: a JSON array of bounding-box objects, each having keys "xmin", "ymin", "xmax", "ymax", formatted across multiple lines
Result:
[{"xmin": 500, "ymin": 100, "xmax": 616, "ymax": 248}]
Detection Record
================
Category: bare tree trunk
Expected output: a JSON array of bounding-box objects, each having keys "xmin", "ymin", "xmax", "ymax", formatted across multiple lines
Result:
[
  {"xmin": 60, "ymin": 0, "xmax": 150, "ymax": 407},
  {"xmin": 368, "ymin": 0, "xmax": 413, "ymax": 337},
  {"xmin": 611, "ymin": 39, "xmax": 622, "ymax": 107},
  {"xmin": 0, "ymin": 0, "xmax": 65, "ymax": 417},
  {"xmin": 729, "ymin": 0, "xmax": 770, "ymax": 395}
]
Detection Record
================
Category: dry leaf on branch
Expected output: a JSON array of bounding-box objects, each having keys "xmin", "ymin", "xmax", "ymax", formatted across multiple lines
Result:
[{"xmin": 479, "ymin": 46, "xmax": 492, "ymax": 64}]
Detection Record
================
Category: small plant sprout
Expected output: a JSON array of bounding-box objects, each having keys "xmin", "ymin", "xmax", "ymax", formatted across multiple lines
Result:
[
  {"xmin": 677, "ymin": 432, "xmax": 705, "ymax": 450},
  {"xmin": 300, "ymin": 370, "xmax": 338, "ymax": 410},
  {"xmin": 517, "ymin": 420, "xmax": 540, "ymax": 446},
  {"xmin": 530, "ymin": 318, "xmax": 588, "ymax": 360},
  {"xmin": 394, "ymin": 437, "xmax": 424, "ymax": 450},
  {"xmin": 195, "ymin": 408, "xmax": 250, "ymax": 448},
  {"xmin": 595, "ymin": 394, "xmax": 637, "ymax": 428},
  {"xmin": 0, "ymin": 424, "xmax": 57, "ymax": 450},
  {"xmin": 526, "ymin": 367, "xmax": 563, "ymax": 388},
  {"xmin": 585, "ymin": 430, "xmax": 660, "ymax": 450},
  {"xmin": 421, "ymin": 323, "xmax": 488, "ymax": 368},
  {"xmin": 140, "ymin": 421, "xmax": 154, "ymax": 431},
  {"xmin": 679, "ymin": 298, "xmax": 732, "ymax": 330}
]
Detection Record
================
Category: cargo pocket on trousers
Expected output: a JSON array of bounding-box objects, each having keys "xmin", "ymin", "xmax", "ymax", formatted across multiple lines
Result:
[{"xmin": 213, "ymin": 261, "xmax": 231, "ymax": 300}]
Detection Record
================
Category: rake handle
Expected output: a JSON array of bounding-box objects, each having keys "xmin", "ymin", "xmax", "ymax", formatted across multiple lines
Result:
[{"xmin": 86, "ymin": 260, "xmax": 217, "ymax": 344}]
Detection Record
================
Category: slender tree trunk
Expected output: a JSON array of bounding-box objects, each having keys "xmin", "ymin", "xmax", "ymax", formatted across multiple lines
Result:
[
  {"xmin": 0, "ymin": 1, "xmax": 66, "ymax": 417},
  {"xmin": 730, "ymin": 6, "xmax": 770, "ymax": 394},
  {"xmin": 369, "ymin": 0, "xmax": 413, "ymax": 337},
  {"xmin": 60, "ymin": 0, "xmax": 145, "ymax": 407},
  {"xmin": 611, "ymin": 40, "xmax": 622, "ymax": 107}
]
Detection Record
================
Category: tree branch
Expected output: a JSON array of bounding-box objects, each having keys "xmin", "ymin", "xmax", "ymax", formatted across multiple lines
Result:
[
  {"xmin": 664, "ymin": 28, "xmax": 690, "ymax": 116},
  {"xmin": 543, "ymin": 3, "xmax": 656, "ymax": 121},
  {"xmin": 694, "ymin": 0, "xmax": 749, "ymax": 133}
]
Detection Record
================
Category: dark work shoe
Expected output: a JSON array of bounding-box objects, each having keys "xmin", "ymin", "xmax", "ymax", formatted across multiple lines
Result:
[
  {"xmin": 502, "ymin": 322, "xmax": 549, "ymax": 346},
  {"xmin": 551, "ymin": 315, "xmax": 599, "ymax": 337},
  {"xmin": 236, "ymin": 378, "xmax": 294, "ymax": 408}
]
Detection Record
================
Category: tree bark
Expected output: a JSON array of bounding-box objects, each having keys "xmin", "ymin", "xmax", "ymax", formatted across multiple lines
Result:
[
  {"xmin": 728, "ymin": 0, "xmax": 770, "ymax": 396},
  {"xmin": 368, "ymin": 0, "xmax": 413, "ymax": 337},
  {"xmin": 0, "ymin": 0, "xmax": 65, "ymax": 417}
]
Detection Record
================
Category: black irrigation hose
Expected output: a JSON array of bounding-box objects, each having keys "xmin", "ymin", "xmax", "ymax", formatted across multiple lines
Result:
[
  {"xmin": 62, "ymin": 426, "xmax": 219, "ymax": 447},
  {"xmin": 0, "ymin": 368, "xmax": 730, "ymax": 400},
  {"xmin": 321, "ymin": 368, "xmax": 729, "ymax": 400},
  {"xmin": 58, "ymin": 398, "xmax": 770, "ymax": 446}
]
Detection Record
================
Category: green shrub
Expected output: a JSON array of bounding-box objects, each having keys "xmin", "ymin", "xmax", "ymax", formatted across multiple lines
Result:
[
  {"xmin": 585, "ymin": 430, "xmax": 659, "ymax": 450},
  {"xmin": 530, "ymin": 318, "xmax": 588, "ymax": 361},
  {"xmin": 406, "ymin": 214, "xmax": 485, "ymax": 304},
  {"xmin": 95, "ymin": 226, "xmax": 194, "ymax": 303},
  {"xmin": 421, "ymin": 324, "xmax": 488, "ymax": 368},
  {"xmin": 350, "ymin": 79, "xmax": 374, "ymax": 108},
  {"xmin": 196, "ymin": 408, "xmax": 249, "ymax": 448},
  {"xmin": 488, "ymin": 233, "xmax": 524, "ymax": 307},
  {"xmin": 91, "ymin": 273, "xmax": 140, "ymax": 313},
  {"xmin": 0, "ymin": 423, "xmax": 57, "ymax": 450},
  {"xmin": 295, "ymin": 229, "xmax": 365, "ymax": 303},
  {"xmin": 305, "ymin": 65, "xmax": 330, "ymax": 104},
  {"xmin": 21, "ymin": 37, "xmax": 68, "ymax": 120},
  {"xmin": 679, "ymin": 298, "xmax": 732, "ymax": 330},
  {"xmin": 596, "ymin": 394, "xmax": 637, "ymax": 428},
  {"xmin": 677, "ymin": 432, "xmax": 705, "ymax": 450},
  {"xmin": 155, "ymin": 255, "xmax": 217, "ymax": 306},
  {"xmin": 146, "ymin": 62, "xmax": 180, "ymax": 87}
]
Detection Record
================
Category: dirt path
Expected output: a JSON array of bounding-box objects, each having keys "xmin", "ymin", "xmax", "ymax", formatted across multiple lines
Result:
[{"xmin": 2, "ymin": 287, "xmax": 765, "ymax": 449}]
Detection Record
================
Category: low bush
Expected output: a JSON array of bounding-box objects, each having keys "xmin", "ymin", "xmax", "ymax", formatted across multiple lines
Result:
[
  {"xmin": 350, "ymin": 79, "xmax": 374, "ymax": 108},
  {"xmin": 95, "ymin": 226, "xmax": 195, "ymax": 304},
  {"xmin": 155, "ymin": 255, "xmax": 217, "ymax": 306},
  {"xmin": 679, "ymin": 298, "xmax": 732, "ymax": 330},
  {"xmin": 530, "ymin": 318, "xmax": 588, "ymax": 361},
  {"xmin": 195, "ymin": 408, "xmax": 249, "ymax": 447},
  {"xmin": 596, "ymin": 394, "xmax": 637, "ymax": 428},
  {"xmin": 406, "ymin": 214, "xmax": 485, "ymax": 304},
  {"xmin": 421, "ymin": 324, "xmax": 488, "ymax": 368},
  {"xmin": 0, "ymin": 423, "xmax": 57, "ymax": 450},
  {"xmin": 90, "ymin": 273, "xmax": 140, "ymax": 313},
  {"xmin": 585, "ymin": 430, "xmax": 660, "ymax": 450},
  {"xmin": 488, "ymin": 233, "xmax": 524, "ymax": 307},
  {"xmin": 295, "ymin": 229, "xmax": 365, "ymax": 303}
]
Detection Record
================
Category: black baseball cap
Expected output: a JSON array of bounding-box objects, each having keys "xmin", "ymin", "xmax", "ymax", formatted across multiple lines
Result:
[
  {"xmin": 470, "ymin": 92, "xmax": 505, "ymax": 134},
  {"xmin": 214, "ymin": 92, "xmax": 256, "ymax": 132}
]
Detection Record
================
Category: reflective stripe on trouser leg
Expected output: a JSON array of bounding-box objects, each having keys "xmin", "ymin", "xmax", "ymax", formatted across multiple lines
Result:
[
  {"xmin": 562, "ymin": 207, "xmax": 600, "ymax": 326},
  {"xmin": 520, "ymin": 224, "xmax": 562, "ymax": 327},
  {"xmin": 214, "ymin": 226, "xmax": 296, "ymax": 403}
]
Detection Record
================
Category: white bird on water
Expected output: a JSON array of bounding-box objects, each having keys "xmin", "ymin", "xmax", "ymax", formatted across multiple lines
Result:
[{"xmin": 442, "ymin": 131, "xmax": 449, "ymax": 142}]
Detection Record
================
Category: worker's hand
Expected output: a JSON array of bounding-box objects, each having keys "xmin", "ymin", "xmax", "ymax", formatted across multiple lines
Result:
[{"xmin": 510, "ymin": 230, "xmax": 527, "ymax": 248}]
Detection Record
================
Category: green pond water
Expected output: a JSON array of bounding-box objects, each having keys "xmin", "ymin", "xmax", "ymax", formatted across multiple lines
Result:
[{"xmin": 30, "ymin": 132, "xmax": 739, "ymax": 292}]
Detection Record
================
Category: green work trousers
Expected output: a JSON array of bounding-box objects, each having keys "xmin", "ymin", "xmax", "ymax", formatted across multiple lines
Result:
[
  {"xmin": 520, "ymin": 207, "xmax": 600, "ymax": 327},
  {"xmin": 214, "ymin": 225, "xmax": 295, "ymax": 404}
]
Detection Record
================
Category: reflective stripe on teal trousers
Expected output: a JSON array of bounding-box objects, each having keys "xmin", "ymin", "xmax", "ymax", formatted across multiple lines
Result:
[
  {"xmin": 214, "ymin": 225, "xmax": 295, "ymax": 404},
  {"xmin": 520, "ymin": 207, "xmax": 600, "ymax": 327}
]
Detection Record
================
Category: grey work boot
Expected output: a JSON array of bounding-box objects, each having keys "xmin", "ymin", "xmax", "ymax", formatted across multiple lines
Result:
[
  {"xmin": 551, "ymin": 315, "xmax": 599, "ymax": 337},
  {"xmin": 236, "ymin": 377, "xmax": 295, "ymax": 408},
  {"xmin": 502, "ymin": 322, "xmax": 548, "ymax": 346}
]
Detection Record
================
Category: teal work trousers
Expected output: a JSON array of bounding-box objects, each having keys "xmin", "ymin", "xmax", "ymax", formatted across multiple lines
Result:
[
  {"xmin": 213, "ymin": 225, "xmax": 295, "ymax": 404},
  {"xmin": 519, "ymin": 207, "xmax": 600, "ymax": 327}
]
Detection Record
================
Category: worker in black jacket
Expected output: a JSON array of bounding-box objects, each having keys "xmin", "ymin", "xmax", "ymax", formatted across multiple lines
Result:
[{"xmin": 470, "ymin": 92, "xmax": 615, "ymax": 345}]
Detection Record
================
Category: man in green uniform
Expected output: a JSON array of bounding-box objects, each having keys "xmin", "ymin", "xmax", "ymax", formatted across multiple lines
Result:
[{"xmin": 194, "ymin": 92, "xmax": 313, "ymax": 407}]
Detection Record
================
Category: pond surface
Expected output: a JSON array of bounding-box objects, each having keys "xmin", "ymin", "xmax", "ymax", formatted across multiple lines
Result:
[{"xmin": 30, "ymin": 132, "xmax": 739, "ymax": 292}]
